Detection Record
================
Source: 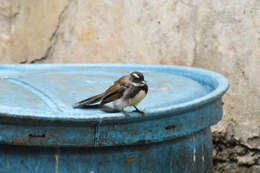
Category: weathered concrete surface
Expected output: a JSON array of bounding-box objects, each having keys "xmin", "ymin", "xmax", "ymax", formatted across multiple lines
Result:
[
  {"xmin": 0, "ymin": 0, "xmax": 259, "ymax": 172},
  {"xmin": 0, "ymin": 0, "xmax": 68, "ymax": 63}
]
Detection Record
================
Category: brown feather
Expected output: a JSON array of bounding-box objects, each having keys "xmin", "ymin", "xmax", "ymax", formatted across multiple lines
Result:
[
  {"xmin": 100, "ymin": 75, "xmax": 129, "ymax": 104},
  {"xmin": 115, "ymin": 76, "xmax": 130, "ymax": 87},
  {"xmin": 73, "ymin": 93, "xmax": 104, "ymax": 108},
  {"xmin": 74, "ymin": 75, "xmax": 130, "ymax": 108},
  {"xmin": 79, "ymin": 93, "xmax": 104, "ymax": 104},
  {"xmin": 101, "ymin": 86, "xmax": 125, "ymax": 104}
]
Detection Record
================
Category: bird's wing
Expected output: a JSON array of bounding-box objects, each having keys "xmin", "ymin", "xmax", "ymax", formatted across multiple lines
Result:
[
  {"xmin": 101, "ymin": 76, "xmax": 130, "ymax": 105},
  {"xmin": 101, "ymin": 83, "xmax": 126, "ymax": 105}
]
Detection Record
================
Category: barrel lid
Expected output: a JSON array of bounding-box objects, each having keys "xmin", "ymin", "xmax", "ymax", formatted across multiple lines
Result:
[
  {"xmin": 0, "ymin": 64, "xmax": 229, "ymax": 147},
  {"xmin": 0, "ymin": 64, "xmax": 228, "ymax": 123}
]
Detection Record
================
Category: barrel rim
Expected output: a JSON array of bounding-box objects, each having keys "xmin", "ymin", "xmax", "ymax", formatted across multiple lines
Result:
[{"xmin": 0, "ymin": 63, "xmax": 229, "ymax": 124}]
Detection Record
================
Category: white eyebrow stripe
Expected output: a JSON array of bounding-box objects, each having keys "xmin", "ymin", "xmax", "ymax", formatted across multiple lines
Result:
[{"xmin": 133, "ymin": 73, "xmax": 140, "ymax": 78}]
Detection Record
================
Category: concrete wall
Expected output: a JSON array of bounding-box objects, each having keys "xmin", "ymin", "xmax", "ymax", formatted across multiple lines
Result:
[{"xmin": 0, "ymin": 0, "xmax": 259, "ymax": 172}]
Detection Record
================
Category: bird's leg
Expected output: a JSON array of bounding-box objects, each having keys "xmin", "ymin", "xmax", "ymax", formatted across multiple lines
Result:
[
  {"xmin": 100, "ymin": 105, "xmax": 129, "ymax": 118},
  {"xmin": 121, "ymin": 109, "xmax": 129, "ymax": 118},
  {"xmin": 133, "ymin": 105, "xmax": 144, "ymax": 115}
]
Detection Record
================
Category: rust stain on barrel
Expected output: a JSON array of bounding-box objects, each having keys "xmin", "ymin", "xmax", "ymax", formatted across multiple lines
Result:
[
  {"xmin": 125, "ymin": 154, "xmax": 134, "ymax": 163},
  {"xmin": 165, "ymin": 125, "xmax": 176, "ymax": 130},
  {"xmin": 29, "ymin": 134, "xmax": 46, "ymax": 138}
]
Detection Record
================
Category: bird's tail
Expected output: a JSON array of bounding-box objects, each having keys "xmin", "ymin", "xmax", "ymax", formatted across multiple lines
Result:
[{"xmin": 73, "ymin": 93, "xmax": 104, "ymax": 108}]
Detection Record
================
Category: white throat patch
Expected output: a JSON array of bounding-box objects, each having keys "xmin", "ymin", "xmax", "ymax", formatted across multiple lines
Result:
[{"xmin": 131, "ymin": 82, "xmax": 145, "ymax": 87}]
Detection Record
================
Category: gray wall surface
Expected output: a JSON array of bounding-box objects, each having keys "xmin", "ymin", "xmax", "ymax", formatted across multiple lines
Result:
[{"xmin": 0, "ymin": 0, "xmax": 259, "ymax": 172}]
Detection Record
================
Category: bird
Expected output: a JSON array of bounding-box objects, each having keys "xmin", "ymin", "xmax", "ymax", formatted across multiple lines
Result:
[{"xmin": 73, "ymin": 72, "xmax": 148, "ymax": 117}]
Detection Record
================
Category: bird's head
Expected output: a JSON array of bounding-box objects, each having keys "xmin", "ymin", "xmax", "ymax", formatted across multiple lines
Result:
[{"xmin": 129, "ymin": 72, "xmax": 146, "ymax": 86}]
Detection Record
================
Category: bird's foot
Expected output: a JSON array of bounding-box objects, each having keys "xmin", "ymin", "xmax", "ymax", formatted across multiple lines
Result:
[{"xmin": 133, "ymin": 106, "xmax": 145, "ymax": 115}]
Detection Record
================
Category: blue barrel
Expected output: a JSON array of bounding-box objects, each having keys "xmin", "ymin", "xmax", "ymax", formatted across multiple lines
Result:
[{"xmin": 0, "ymin": 64, "xmax": 228, "ymax": 173}]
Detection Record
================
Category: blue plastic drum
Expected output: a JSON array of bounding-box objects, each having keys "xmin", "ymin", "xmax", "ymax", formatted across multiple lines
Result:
[{"xmin": 0, "ymin": 64, "xmax": 229, "ymax": 173}]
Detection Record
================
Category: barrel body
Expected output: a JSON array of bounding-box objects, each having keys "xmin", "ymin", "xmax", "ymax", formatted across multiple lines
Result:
[{"xmin": 0, "ymin": 128, "xmax": 212, "ymax": 173}]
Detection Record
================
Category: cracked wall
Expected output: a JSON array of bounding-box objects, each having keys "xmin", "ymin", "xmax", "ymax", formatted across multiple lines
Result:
[
  {"xmin": 0, "ymin": 0, "xmax": 259, "ymax": 172},
  {"xmin": 0, "ymin": 0, "xmax": 68, "ymax": 63}
]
